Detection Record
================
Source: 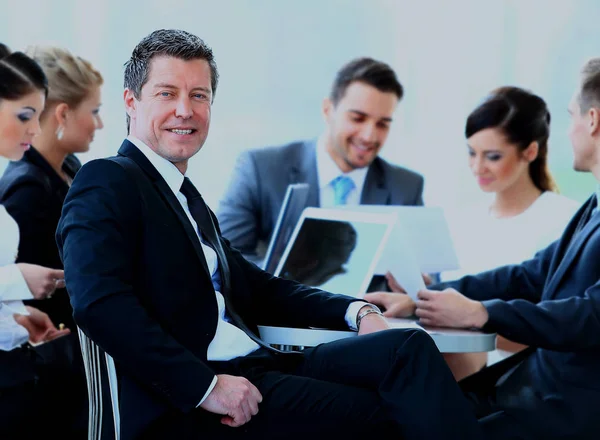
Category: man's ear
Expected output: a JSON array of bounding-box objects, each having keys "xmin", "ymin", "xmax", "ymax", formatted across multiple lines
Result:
[
  {"xmin": 54, "ymin": 103, "xmax": 70, "ymax": 127},
  {"xmin": 124, "ymin": 88, "xmax": 137, "ymax": 119},
  {"xmin": 322, "ymin": 97, "xmax": 333, "ymax": 121},
  {"xmin": 523, "ymin": 141, "xmax": 539, "ymax": 163},
  {"xmin": 588, "ymin": 107, "xmax": 600, "ymax": 136}
]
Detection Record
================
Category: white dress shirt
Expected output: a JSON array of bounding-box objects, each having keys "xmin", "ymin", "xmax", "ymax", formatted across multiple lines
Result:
[
  {"xmin": 128, "ymin": 136, "xmax": 370, "ymax": 404},
  {"xmin": 315, "ymin": 136, "xmax": 369, "ymax": 208},
  {"xmin": 0, "ymin": 205, "xmax": 34, "ymax": 351}
]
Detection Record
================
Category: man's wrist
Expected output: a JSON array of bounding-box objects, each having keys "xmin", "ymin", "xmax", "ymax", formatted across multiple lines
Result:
[
  {"xmin": 471, "ymin": 301, "xmax": 489, "ymax": 328},
  {"xmin": 356, "ymin": 305, "xmax": 383, "ymax": 330}
]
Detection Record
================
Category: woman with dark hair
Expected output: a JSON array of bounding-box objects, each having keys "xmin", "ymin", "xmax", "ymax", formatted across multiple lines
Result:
[
  {"xmin": 366, "ymin": 87, "xmax": 579, "ymax": 379},
  {"xmin": 0, "ymin": 45, "xmax": 104, "ymax": 329},
  {"xmin": 0, "ymin": 45, "xmax": 86, "ymax": 439},
  {"xmin": 442, "ymin": 86, "xmax": 578, "ymax": 280}
]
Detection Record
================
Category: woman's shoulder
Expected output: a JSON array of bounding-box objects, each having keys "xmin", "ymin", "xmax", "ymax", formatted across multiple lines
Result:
[{"xmin": 536, "ymin": 191, "xmax": 581, "ymax": 213}]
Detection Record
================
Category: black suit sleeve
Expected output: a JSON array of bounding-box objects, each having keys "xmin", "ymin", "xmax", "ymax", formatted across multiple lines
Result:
[
  {"xmin": 432, "ymin": 241, "xmax": 557, "ymax": 303},
  {"xmin": 1, "ymin": 177, "xmax": 58, "ymax": 268},
  {"xmin": 218, "ymin": 234, "xmax": 361, "ymax": 330},
  {"xmin": 480, "ymin": 281, "xmax": 600, "ymax": 351},
  {"xmin": 435, "ymin": 241, "xmax": 600, "ymax": 350},
  {"xmin": 57, "ymin": 160, "xmax": 215, "ymax": 412},
  {"xmin": 217, "ymin": 151, "xmax": 262, "ymax": 258}
]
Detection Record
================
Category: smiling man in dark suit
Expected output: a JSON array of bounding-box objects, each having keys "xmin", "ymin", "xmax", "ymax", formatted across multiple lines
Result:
[
  {"xmin": 57, "ymin": 29, "xmax": 481, "ymax": 440},
  {"xmin": 217, "ymin": 57, "xmax": 424, "ymax": 263}
]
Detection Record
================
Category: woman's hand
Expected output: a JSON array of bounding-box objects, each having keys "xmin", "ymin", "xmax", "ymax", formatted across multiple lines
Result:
[
  {"xmin": 13, "ymin": 306, "xmax": 70, "ymax": 343},
  {"xmin": 17, "ymin": 263, "xmax": 65, "ymax": 299}
]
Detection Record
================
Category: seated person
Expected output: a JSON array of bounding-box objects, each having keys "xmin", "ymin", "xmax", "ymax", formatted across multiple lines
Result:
[
  {"xmin": 0, "ymin": 45, "xmax": 104, "ymax": 329},
  {"xmin": 57, "ymin": 29, "xmax": 483, "ymax": 440},
  {"xmin": 217, "ymin": 57, "xmax": 424, "ymax": 264},
  {"xmin": 371, "ymin": 86, "xmax": 579, "ymax": 379},
  {"xmin": 365, "ymin": 58, "xmax": 600, "ymax": 440},
  {"xmin": 0, "ymin": 46, "xmax": 86, "ymax": 439}
]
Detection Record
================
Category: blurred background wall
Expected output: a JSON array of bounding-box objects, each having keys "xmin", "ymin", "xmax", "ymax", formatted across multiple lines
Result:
[{"xmin": 2, "ymin": 0, "xmax": 598, "ymax": 209}]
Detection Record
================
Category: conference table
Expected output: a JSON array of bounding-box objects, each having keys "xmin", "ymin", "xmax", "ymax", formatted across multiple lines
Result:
[{"xmin": 258, "ymin": 317, "xmax": 497, "ymax": 353}]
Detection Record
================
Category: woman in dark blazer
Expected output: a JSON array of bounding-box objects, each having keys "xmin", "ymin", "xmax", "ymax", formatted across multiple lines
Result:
[{"xmin": 0, "ymin": 45, "xmax": 103, "ymax": 329}]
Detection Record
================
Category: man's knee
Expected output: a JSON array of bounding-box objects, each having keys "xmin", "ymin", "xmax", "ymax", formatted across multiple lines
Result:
[{"xmin": 383, "ymin": 328, "xmax": 437, "ymax": 350}]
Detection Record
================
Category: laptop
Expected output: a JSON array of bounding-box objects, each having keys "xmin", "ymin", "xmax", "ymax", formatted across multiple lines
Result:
[
  {"xmin": 262, "ymin": 183, "xmax": 310, "ymax": 274},
  {"xmin": 274, "ymin": 207, "xmax": 397, "ymax": 297},
  {"xmin": 336, "ymin": 205, "xmax": 459, "ymax": 299}
]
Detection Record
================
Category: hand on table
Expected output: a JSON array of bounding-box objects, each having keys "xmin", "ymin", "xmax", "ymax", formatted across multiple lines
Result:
[
  {"xmin": 363, "ymin": 291, "xmax": 416, "ymax": 318},
  {"xmin": 415, "ymin": 288, "xmax": 488, "ymax": 329}
]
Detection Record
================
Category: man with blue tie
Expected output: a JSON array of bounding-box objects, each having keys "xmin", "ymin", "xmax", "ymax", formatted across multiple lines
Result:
[
  {"xmin": 217, "ymin": 57, "xmax": 424, "ymax": 263},
  {"xmin": 367, "ymin": 59, "xmax": 600, "ymax": 440},
  {"xmin": 57, "ymin": 29, "xmax": 481, "ymax": 440}
]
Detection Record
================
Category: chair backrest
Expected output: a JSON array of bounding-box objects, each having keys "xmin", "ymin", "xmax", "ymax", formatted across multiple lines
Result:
[{"xmin": 77, "ymin": 327, "xmax": 120, "ymax": 440}]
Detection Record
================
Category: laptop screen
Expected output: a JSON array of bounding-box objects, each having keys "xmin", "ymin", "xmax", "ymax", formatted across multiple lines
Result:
[
  {"xmin": 262, "ymin": 183, "xmax": 310, "ymax": 274},
  {"xmin": 274, "ymin": 209, "xmax": 395, "ymax": 297}
]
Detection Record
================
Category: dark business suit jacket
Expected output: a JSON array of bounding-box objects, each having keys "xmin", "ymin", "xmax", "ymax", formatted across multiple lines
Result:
[
  {"xmin": 0, "ymin": 147, "xmax": 80, "ymax": 327},
  {"xmin": 438, "ymin": 195, "xmax": 600, "ymax": 439},
  {"xmin": 217, "ymin": 140, "xmax": 424, "ymax": 260},
  {"xmin": 56, "ymin": 140, "xmax": 360, "ymax": 439}
]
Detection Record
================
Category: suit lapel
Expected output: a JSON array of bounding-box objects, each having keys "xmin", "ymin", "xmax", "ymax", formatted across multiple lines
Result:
[
  {"xmin": 544, "ymin": 196, "xmax": 600, "ymax": 297},
  {"xmin": 289, "ymin": 140, "xmax": 319, "ymax": 207},
  {"xmin": 117, "ymin": 140, "xmax": 211, "ymax": 278},
  {"xmin": 361, "ymin": 158, "xmax": 390, "ymax": 205}
]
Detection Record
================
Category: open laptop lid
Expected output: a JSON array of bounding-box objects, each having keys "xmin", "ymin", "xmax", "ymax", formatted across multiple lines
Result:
[
  {"xmin": 262, "ymin": 183, "xmax": 310, "ymax": 274},
  {"xmin": 274, "ymin": 207, "xmax": 397, "ymax": 298},
  {"xmin": 336, "ymin": 205, "xmax": 459, "ymax": 273}
]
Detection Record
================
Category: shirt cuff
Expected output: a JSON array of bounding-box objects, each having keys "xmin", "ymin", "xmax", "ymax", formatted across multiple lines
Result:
[
  {"xmin": 196, "ymin": 375, "xmax": 218, "ymax": 407},
  {"xmin": 345, "ymin": 301, "xmax": 381, "ymax": 331},
  {"xmin": 0, "ymin": 264, "xmax": 34, "ymax": 302}
]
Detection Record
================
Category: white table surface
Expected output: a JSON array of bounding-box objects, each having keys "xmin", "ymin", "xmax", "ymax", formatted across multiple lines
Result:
[{"xmin": 258, "ymin": 317, "xmax": 496, "ymax": 353}]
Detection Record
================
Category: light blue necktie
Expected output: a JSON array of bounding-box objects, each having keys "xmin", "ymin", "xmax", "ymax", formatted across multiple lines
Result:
[{"xmin": 331, "ymin": 175, "xmax": 355, "ymax": 205}]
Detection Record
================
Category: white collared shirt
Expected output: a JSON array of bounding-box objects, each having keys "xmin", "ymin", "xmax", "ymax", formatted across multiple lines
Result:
[
  {"xmin": 127, "ymin": 136, "xmax": 369, "ymax": 404},
  {"xmin": 315, "ymin": 136, "xmax": 369, "ymax": 207},
  {"xmin": 0, "ymin": 205, "xmax": 33, "ymax": 351}
]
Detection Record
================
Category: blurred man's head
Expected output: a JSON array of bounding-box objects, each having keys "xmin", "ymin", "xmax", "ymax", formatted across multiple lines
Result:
[
  {"xmin": 568, "ymin": 58, "xmax": 600, "ymax": 178},
  {"xmin": 322, "ymin": 58, "xmax": 403, "ymax": 173}
]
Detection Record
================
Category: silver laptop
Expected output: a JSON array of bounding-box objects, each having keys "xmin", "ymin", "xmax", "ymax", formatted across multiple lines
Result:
[
  {"xmin": 262, "ymin": 183, "xmax": 310, "ymax": 274},
  {"xmin": 274, "ymin": 207, "xmax": 396, "ymax": 297}
]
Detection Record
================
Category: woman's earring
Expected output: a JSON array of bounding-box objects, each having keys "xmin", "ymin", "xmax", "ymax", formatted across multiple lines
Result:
[{"xmin": 56, "ymin": 126, "xmax": 64, "ymax": 141}]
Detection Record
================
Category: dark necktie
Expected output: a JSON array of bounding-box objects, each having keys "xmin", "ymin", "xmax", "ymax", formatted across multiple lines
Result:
[{"xmin": 179, "ymin": 177, "xmax": 278, "ymax": 353}]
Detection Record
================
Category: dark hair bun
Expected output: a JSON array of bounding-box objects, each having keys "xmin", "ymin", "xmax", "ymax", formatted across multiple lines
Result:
[{"xmin": 0, "ymin": 43, "xmax": 11, "ymax": 59}]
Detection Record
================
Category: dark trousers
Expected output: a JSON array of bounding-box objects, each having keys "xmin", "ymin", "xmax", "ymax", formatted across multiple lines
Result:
[
  {"xmin": 0, "ymin": 333, "xmax": 88, "ymax": 440},
  {"xmin": 460, "ymin": 348, "xmax": 536, "ymax": 440},
  {"xmin": 147, "ymin": 329, "xmax": 483, "ymax": 440}
]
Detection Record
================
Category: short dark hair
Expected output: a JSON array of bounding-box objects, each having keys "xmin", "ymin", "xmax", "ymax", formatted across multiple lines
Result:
[
  {"xmin": 123, "ymin": 29, "xmax": 219, "ymax": 131},
  {"xmin": 330, "ymin": 57, "xmax": 403, "ymax": 105},
  {"xmin": 465, "ymin": 86, "xmax": 557, "ymax": 193},
  {"xmin": 0, "ymin": 43, "xmax": 48, "ymax": 102},
  {"xmin": 579, "ymin": 58, "xmax": 600, "ymax": 113}
]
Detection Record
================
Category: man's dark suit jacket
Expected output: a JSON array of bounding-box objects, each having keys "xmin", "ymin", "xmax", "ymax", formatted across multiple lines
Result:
[
  {"xmin": 0, "ymin": 146, "xmax": 79, "ymax": 327},
  {"xmin": 56, "ymin": 140, "xmax": 362, "ymax": 439},
  {"xmin": 438, "ymin": 196, "xmax": 600, "ymax": 438},
  {"xmin": 217, "ymin": 140, "xmax": 425, "ymax": 260}
]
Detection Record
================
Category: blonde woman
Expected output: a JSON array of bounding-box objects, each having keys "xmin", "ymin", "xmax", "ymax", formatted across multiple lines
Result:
[
  {"xmin": 0, "ymin": 46, "xmax": 104, "ymax": 329},
  {"xmin": 0, "ymin": 43, "xmax": 87, "ymax": 440}
]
